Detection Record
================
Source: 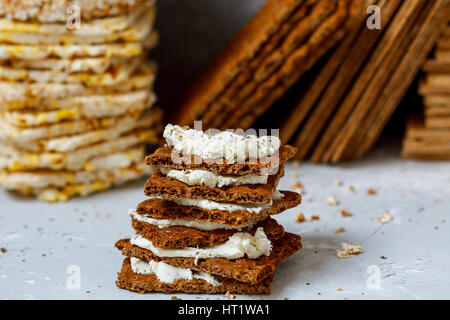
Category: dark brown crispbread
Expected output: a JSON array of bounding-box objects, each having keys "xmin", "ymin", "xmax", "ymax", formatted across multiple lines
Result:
[
  {"xmin": 174, "ymin": 0, "xmax": 306, "ymax": 126},
  {"xmin": 145, "ymin": 145, "xmax": 297, "ymax": 176},
  {"xmin": 116, "ymin": 258, "xmax": 273, "ymax": 295},
  {"xmin": 115, "ymin": 232, "xmax": 302, "ymax": 284},
  {"xmin": 136, "ymin": 191, "xmax": 301, "ymax": 227},
  {"xmin": 131, "ymin": 217, "xmax": 284, "ymax": 249},
  {"xmin": 144, "ymin": 165, "xmax": 285, "ymax": 204}
]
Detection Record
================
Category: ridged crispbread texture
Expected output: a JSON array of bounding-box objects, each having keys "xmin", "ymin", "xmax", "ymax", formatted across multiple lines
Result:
[
  {"xmin": 116, "ymin": 258, "xmax": 273, "ymax": 295},
  {"xmin": 115, "ymin": 232, "xmax": 302, "ymax": 284},
  {"xmin": 144, "ymin": 165, "xmax": 285, "ymax": 205},
  {"xmin": 175, "ymin": 0, "xmax": 353, "ymax": 130},
  {"xmin": 132, "ymin": 217, "xmax": 284, "ymax": 249},
  {"xmin": 136, "ymin": 191, "xmax": 301, "ymax": 227},
  {"xmin": 146, "ymin": 145, "xmax": 297, "ymax": 176}
]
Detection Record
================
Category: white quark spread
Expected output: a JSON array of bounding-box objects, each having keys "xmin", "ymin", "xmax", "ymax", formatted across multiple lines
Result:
[
  {"xmin": 170, "ymin": 190, "xmax": 285, "ymax": 214},
  {"xmin": 163, "ymin": 124, "xmax": 281, "ymax": 163},
  {"xmin": 130, "ymin": 227, "xmax": 272, "ymax": 260},
  {"xmin": 173, "ymin": 198, "xmax": 268, "ymax": 214},
  {"xmin": 130, "ymin": 209, "xmax": 254, "ymax": 231},
  {"xmin": 130, "ymin": 257, "xmax": 220, "ymax": 286},
  {"xmin": 272, "ymin": 190, "xmax": 285, "ymax": 201},
  {"xmin": 160, "ymin": 168, "xmax": 268, "ymax": 188}
]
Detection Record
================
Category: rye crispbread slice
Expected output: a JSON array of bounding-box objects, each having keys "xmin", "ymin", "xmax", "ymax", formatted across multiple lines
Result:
[
  {"xmin": 131, "ymin": 217, "xmax": 284, "ymax": 249},
  {"xmin": 116, "ymin": 258, "xmax": 274, "ymax": 295},
  {"xmin": 146, "ymin": 145, "xmax": 297, "ymax": 176},
  {"xmin": 115, "ymin": 232, "xmax": 302, "ymax": 285},
  {"xmin": 174, "ymin": 0, "xmax": 306, "ymax": 126},
  {"xmin": 144, "ymin": 165, "xmax": 285, "ymax": 204},
  {"xmin": 136, "ymin": 191, "xmax": 301, "ymax": 227},
  {"xmin": 221, "ymin": 0, "xmax": 352, "ymax": 130}
]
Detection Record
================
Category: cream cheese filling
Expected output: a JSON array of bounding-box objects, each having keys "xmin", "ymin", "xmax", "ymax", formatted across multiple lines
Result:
[
  {"xmin": 130, "ymin": 227, "xmax": 272, "ymax": 260},
  {"xmin": 163, "ymin": 124, "xmax": 281, "ymax": 164},
  {"xmin": 160, "ymin": 167, "xmax": 268, "ymax": 187},
  {"xmin": 130, "ymin": 257, "xmax": 220, "ymax": 286},
  {"xmin": 130, "ymin": 209, "xmax": 254, "ymax": 231},
  {"xmin": 168, "ymin": 190, "xmax": 284, "ymax": 214}
]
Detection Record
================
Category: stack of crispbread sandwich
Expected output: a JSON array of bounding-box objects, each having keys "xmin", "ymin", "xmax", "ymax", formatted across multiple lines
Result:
[
  {"xmin": 403, "ymin": 23, "xmax": 450, "ymax": 160},
  {"xmin": 0, "ymin": 0, "xmax": 163, "ymax": 201},
  {"xmin": 115, "ymin": 124, "xmax": 302, "ymax": 295}
]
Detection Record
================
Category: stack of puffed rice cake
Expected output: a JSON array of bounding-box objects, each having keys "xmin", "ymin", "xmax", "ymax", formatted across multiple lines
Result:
[
  {"xmin": 0, "ymin": 0, "xmax": 163, "ymax": 202},
  {"xmin": 115, "ymin": 124, "xmax": 302, "ymax": 295}
]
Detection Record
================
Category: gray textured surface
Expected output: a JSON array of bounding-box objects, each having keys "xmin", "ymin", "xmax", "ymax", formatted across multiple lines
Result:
[{"xmin": 1, "ymin": 142, "xmax": 449, "ymax": 300}]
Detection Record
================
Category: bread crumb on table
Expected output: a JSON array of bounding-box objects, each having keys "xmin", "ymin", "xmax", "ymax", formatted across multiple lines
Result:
[
  {"xmin": 341, "ymin": 209, "xmax": 352, "ymax": 217},
  {"xmin": 336, "ymin": 242, "xmax": 363, "ymax": 259},
  {"xmin": 225, "ymin": 292, "xmax": 236, "ymax": 299},
  {"xmin": 368, "ymin": 188, "xmax": 377, "ymax": 195},
  {"xmin": 295, "ymin": 213, "xmax": 306, "ymax": 223},
  {"xmin": 378, "ymin": 211, "xmax": 393, "ymax": 223},
  {"xmin": 326, "ymin": 195, "xmax": 338, "ymax": 206},
  {"xmin": 334, "ymin": 227, "xmax": 346, "ymax": 234}
]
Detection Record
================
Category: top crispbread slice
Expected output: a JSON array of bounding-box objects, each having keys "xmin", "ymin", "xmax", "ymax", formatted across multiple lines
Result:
[
  {"xmin": 144, "ymin": 165, "xmax": 285, "ymax": 205},
  {"xmin": 0, "ymin": 0, "xmax": 154, "ymax": 23},
  {"xmin": 116, "ymin": 232, "xmax": 302, "ymax": 285},
  {"xmin": 146, "ymin": 145, "xmax": 297, "ymax": 176},
  {"xmin": 136, "ymin": 191, "xmax": 301, "ymax": 227}
]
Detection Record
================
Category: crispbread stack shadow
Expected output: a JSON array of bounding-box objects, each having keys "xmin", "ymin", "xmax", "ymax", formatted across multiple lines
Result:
[
  {"xmin": 403, "ymin": 23, "xmax": 450, "ymax": 161},
  {"xmin": 115, "ymin": 124, "xmax": 303, "ymax": 295},
  {"xmin": 0, "ymin": 0, "xmax": 164, "ymax": 201}
]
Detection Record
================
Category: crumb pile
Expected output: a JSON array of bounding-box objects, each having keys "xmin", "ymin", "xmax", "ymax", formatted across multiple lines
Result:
[
  {"xmin": 115, "ymin": 124, "xmax": 303, "ymax": 295},
  {"xmin": 0, "ymin": 0, "xmax": 162, "ymax": 201}
]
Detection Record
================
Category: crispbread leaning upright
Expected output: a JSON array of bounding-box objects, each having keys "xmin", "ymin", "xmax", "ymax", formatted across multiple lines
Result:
[
  {"xmin": 115, "ymin": 124, "xmax": 303, "ymax": 295},
  {"xmin": 0, "ymin": 0, "xmax": 163, "ymax": 201},
  {"xmin": 403, "ymin": 23, "xmax": 450, "ymax": 161}
]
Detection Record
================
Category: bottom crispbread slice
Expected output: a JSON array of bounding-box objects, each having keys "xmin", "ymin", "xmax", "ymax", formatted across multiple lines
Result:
[
  {"xmin": 144, "ymin": 165, "xmax": 285, "ymax": 205},
  {"xmin": 136, "ymin": 191, "xmax": 301, "ymax": 227},
  {"xmin": 115, "ymin": 232, "xmax": 301, "ymax": 285},
  {"xmin": 131, "ymin": 217, "xmax": 284, "ymax": 249},
  {"xmin": 19, "ymin": 163, "xmax": 152, "ymax": 202},
  {"xmin": 117, "ymin": 258, "xmax": 273, "ymax": 295}
]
